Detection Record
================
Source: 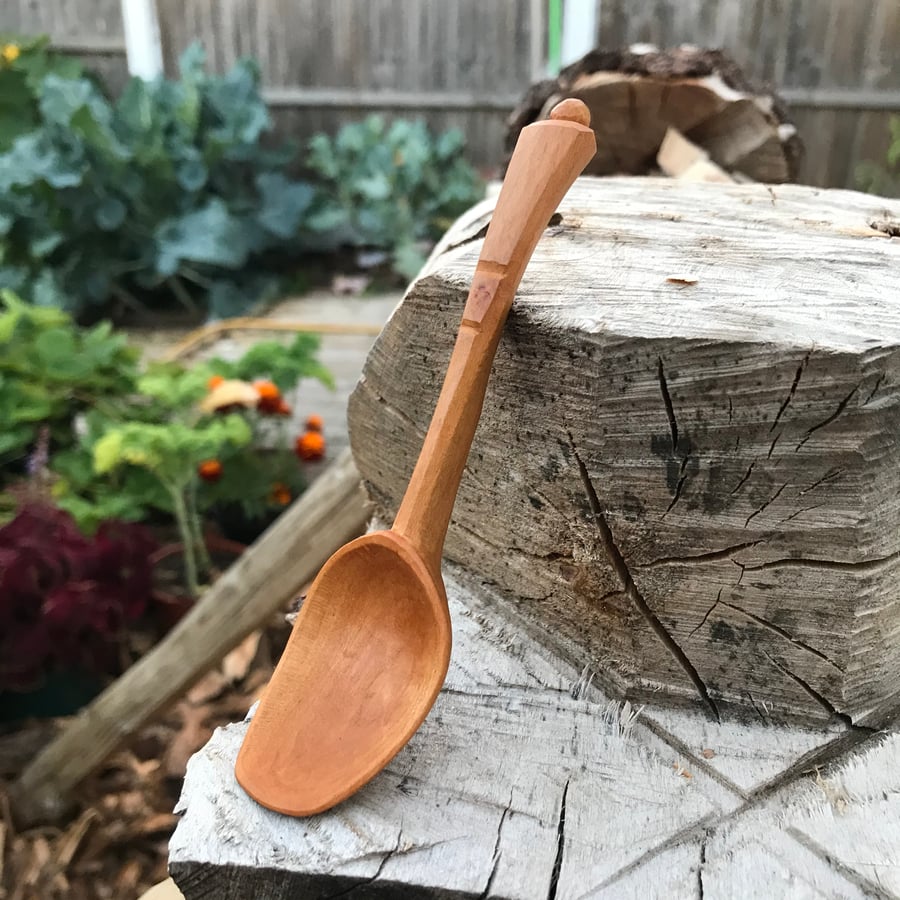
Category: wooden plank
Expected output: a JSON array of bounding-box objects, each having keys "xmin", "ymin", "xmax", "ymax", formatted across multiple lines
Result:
[{"xmin": 261, "ymin": 87, "xmax": 520, "ymax": 111}]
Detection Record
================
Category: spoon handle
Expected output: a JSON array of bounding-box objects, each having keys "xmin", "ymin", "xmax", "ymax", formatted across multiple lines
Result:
[{"xmin": 392, "ymin": 100, "xmax": 596, "ymax": 569}]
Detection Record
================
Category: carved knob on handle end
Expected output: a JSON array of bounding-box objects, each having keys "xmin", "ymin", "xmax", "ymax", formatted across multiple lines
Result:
[{"xmin": 549, "ymin": 98, "xmax": 591, "ymax": 128}]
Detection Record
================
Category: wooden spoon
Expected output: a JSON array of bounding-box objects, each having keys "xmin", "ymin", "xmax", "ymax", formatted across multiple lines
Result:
[{"xmin": 235, "ymin": 99, "xmax": 596, "ymax": 817}]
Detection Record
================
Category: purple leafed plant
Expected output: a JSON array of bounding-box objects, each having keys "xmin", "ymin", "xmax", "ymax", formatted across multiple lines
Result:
[{"xmin": 0, "ymin": 504, "xmax": 158, "ymax": 693}]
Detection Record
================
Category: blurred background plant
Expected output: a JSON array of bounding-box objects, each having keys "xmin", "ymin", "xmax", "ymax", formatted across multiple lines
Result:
[
  {"xmin": 0, "ymin": 37, "xmax": 484, "ymax": 322},
  {"xmin": 856, "ymin": 116, "xmax": 900, "ymax": 198},
  {"xmin": 0, "ymin": 290, "xmax": 333, "ymax": 603},
  {"xmin": 306, "ymin": 115, "xmax": 485, "ymax": 280}
]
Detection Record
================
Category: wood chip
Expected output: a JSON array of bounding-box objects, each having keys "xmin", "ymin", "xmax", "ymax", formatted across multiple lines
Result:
[
  {"xmin": 115, "ymin": 858, "xmax": 142, "ymax": 891},
  {"xmin": 55, "ymin": 808, "xmax": 98, "ymax": 868},
  {"xmin": 137, "ymin": 813, "xmax": 181, "ymax": 836},
  {"xmin": 666, "ymin": 276, "xmax": 698, "ymax": 285}
]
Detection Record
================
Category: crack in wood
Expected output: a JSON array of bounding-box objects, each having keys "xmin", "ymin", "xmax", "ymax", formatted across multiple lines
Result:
[
  {"xmin": 324, "ymin": 828, "xmax": 403, "ymax": 898},
  {"xmin": 744, "ymin": 483, "xmax": 787, "ymax": 527},
  {"xmin": 664, "ymin": 454, "xmax": 690, "ymax": 514},
  {"xmin": 745, "ymin": 691, "xmax": 771, "ymax": 722},
  {"xmin": 767, "ymin": 430, "xmax": 781, "ymax": 459},
  {"xmin": 779, "ymin": 504, "xmax": 823, "ymax": 524},
  {"xmin": 763, "ymin": 653, "xmax": 874, "ymax": 733},
  {"xmin": 718, "ymin": 600, "xmax": 845, "ymax": 672},
  {"xmin": 799, "ymin": 468, "xmax": 844, "ymax": 495},
  {"xmin": 795, "ymin": 384, "xmax": 859, "ymax": 451},
  {"xmin": 569, "ymin": 436, "xmax": 720, "ymax": 720},
  {"xmin": 696, "ymin": 834, "xmax": 708, "ymax": 900},
  {"xmin": 863, "ymin": 373, "xmax": 885, "ymax": 406},
  {"xmin": 744, "ymin": 549, "xmax": 900, "ymax": 573},
  {"xmin": 638, "ymin": 541, "xmax": 762, "ymax": 569},
  {"xmin": 689, "ymin": 589, "xmax": 723, "ymax": 637},
  {"xmin": 771, "ymin": 352, "xmax": 810, "ymax": 433},
  {"xmin": 657, "ymin": 357, "xmax": 679, "ymax": 453},
  {"xmin": 479, "ymin": 795, "xmax": 512, "ymax": 900},
  {"xmin": 444, "ymin": 219, "xmax": 491, "ymax": 253},
  {"xmin": 546, "ymin": 779, "xmax": 570, "ymax": 900},
  {"xmin": 730, "ymin": 462, "xmax": 755, "ymax": 495}
]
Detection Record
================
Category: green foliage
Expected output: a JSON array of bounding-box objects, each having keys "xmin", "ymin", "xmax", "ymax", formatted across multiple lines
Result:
[
  {"xmin": 0, "ymin": 40, "xmax": 316, "ymax": 319},
  {"xmin": 212, "ymin": 333, "xmax": 336, "ymax": 392},
  {"xmin": 856, "ymin": 116, "xmax": 900, "ymax": 198},
  {"xmin": 0, "ymin": 35, "xmax": 83, "ymax": 152},
  {"xmin": 1, "ymin": 295, "xmax": 330, "ymax": 550},
  {"xmin": 306, "ymin": 116, "xmax": 484, "ymax": 279},
  {"xmin": 0, "ymin": 289, "xmax": 139, "ymax": 471}
]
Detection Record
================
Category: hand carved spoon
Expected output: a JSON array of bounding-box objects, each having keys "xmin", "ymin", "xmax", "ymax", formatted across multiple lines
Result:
[{"xmin": 235, "ymin": 99, "xmax": 596, "ymax": 816}]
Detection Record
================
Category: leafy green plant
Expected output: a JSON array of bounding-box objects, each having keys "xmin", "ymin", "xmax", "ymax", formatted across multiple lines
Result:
[
  {"xmin": 0, "ymin": 289, "xmax": 139, "ymax": 475},
  {"xmin": 1, "ymin": 294, "xmax": 332, "ymax": 597},
  {"xmin": 92, "ymin": 414, "xmax": 252, "ymax": 596},
  {"xmin": 306, "ymin": 116, "xmax": 484, "ymax": 280},
  {"xmin": 856, "ymin": 116, "xmax": 900, "ymax": 198},
  {"xmin": 49, "ymin": 331, "xmax": 333, "ymax": 594},
  {"xmin": 0, "ymin": 40, "xmax": 316, "ymax": 319},
  {"xmin": 0, "ymin": 34, "xmax": 84, "ymax": 151}
]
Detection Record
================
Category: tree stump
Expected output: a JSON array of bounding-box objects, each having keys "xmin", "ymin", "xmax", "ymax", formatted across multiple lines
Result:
[
  {"xmin": 169, "ymin": 563, "xmax": 899, "ymax": 898},
  {"xmin": 506, "ymin": 45, "xmax": 803, "ymax": 183},
  {"xmin": 348, "ymin": 177, "xmax": 900, "ymax": 725}
]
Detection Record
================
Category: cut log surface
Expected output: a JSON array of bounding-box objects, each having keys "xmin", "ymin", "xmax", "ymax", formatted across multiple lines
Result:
[
  {"xmin": 169, "ymin": 563, "xmax": 897, "ymax": 898},
  {"xmin": 348, "ymin": 177, "xmax": 900, "ymax": 724},
  {"xmin": 506, "ymin": 45, "xmax": 802, "ymax": 183}
]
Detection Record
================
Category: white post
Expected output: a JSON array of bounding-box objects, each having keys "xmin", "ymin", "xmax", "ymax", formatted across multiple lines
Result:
[
  {"xmin": 561, "ymin": 0, "xmax": 597, "ymax": 67},
  {"xmin": 120, "ymin": 0, "xmax": 164, "ymax": 80}
]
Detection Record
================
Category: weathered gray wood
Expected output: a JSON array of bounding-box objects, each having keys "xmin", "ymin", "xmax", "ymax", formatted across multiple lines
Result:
[
  {"xmin": 169, "ymin": 563, "xmax": 898, "ymax": 898},
  {"xmin": 169, "ymin": 565, "xmax": 741, "ymax": 899},
  {"xmin": 348, "ymin": 176, "xmax": 900, "ymax": 725}
]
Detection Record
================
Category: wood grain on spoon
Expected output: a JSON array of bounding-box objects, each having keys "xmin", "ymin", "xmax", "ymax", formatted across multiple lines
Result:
[{"xmin": 235, "ymin": 100, "xmax": 596, "ymax": 816}]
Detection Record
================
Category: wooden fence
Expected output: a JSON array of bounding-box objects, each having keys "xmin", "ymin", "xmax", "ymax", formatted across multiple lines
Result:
[{"xmin": 2, "ymin": 0, "xmax": 898, "ymax": 190}]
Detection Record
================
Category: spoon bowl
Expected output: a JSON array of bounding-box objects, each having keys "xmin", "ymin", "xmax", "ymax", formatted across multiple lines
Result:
[
  {"xmin": 235, "ymin": 531, "xmax": 450, "ymax": 816},
  {"xmin": 236, "ymin": 99, "xmax": 597, "ymax": 816}
]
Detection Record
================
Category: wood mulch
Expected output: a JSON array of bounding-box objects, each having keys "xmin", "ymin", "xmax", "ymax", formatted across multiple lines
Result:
[{"xmin": 0, "ymin": 621, "xmax": 290, "ymax": 900}]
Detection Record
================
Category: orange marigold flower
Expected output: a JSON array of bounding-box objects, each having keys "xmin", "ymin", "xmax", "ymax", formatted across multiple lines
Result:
[
  {"xmin": 269, "ymin": 482, "xmax": 292, "ymax": 505},
  {"xmin": 295, "ymin": 431, "xmax": 325, "ymax": 461},
  {"xmin": 305, "ymin": 414, "xmax": 324, "ymax": 433},
  {"xmin": 254, "ymin": 380, "xmax": 282, "ymax": 413},
  {"xmin": 198, "ymin": 459, "xmax": 223, "ymax": 483},
  {"xmin": 275, "ymin": 398, "xmax": 292, "ymax": 416},
  {"xmin": 254, "ymin": 380, "xmax": 280, "ymax": 400},
  {"xmin": 207, "ymin": 374, "xmax": 225, "ymax": 390}
]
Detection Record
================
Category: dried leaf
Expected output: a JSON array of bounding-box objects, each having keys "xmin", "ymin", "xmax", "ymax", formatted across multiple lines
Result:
[
  {"xmin": 666, "ymin": 276, "xmax": 698, "ymax": 286},
  {"xmin": 164, "ymin": 704, "xmax": 212, "ymax": 779},
  {"xmin": 701, "ymin": 748, "xmax": 716, "ymax": 759},
  {"xmin": 186, "ymin": 669, "xmax": 228, "ymax": 705},
  {"xmin": 221, "ymin": 631, "xmax": 261, "ymax": 684}
]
